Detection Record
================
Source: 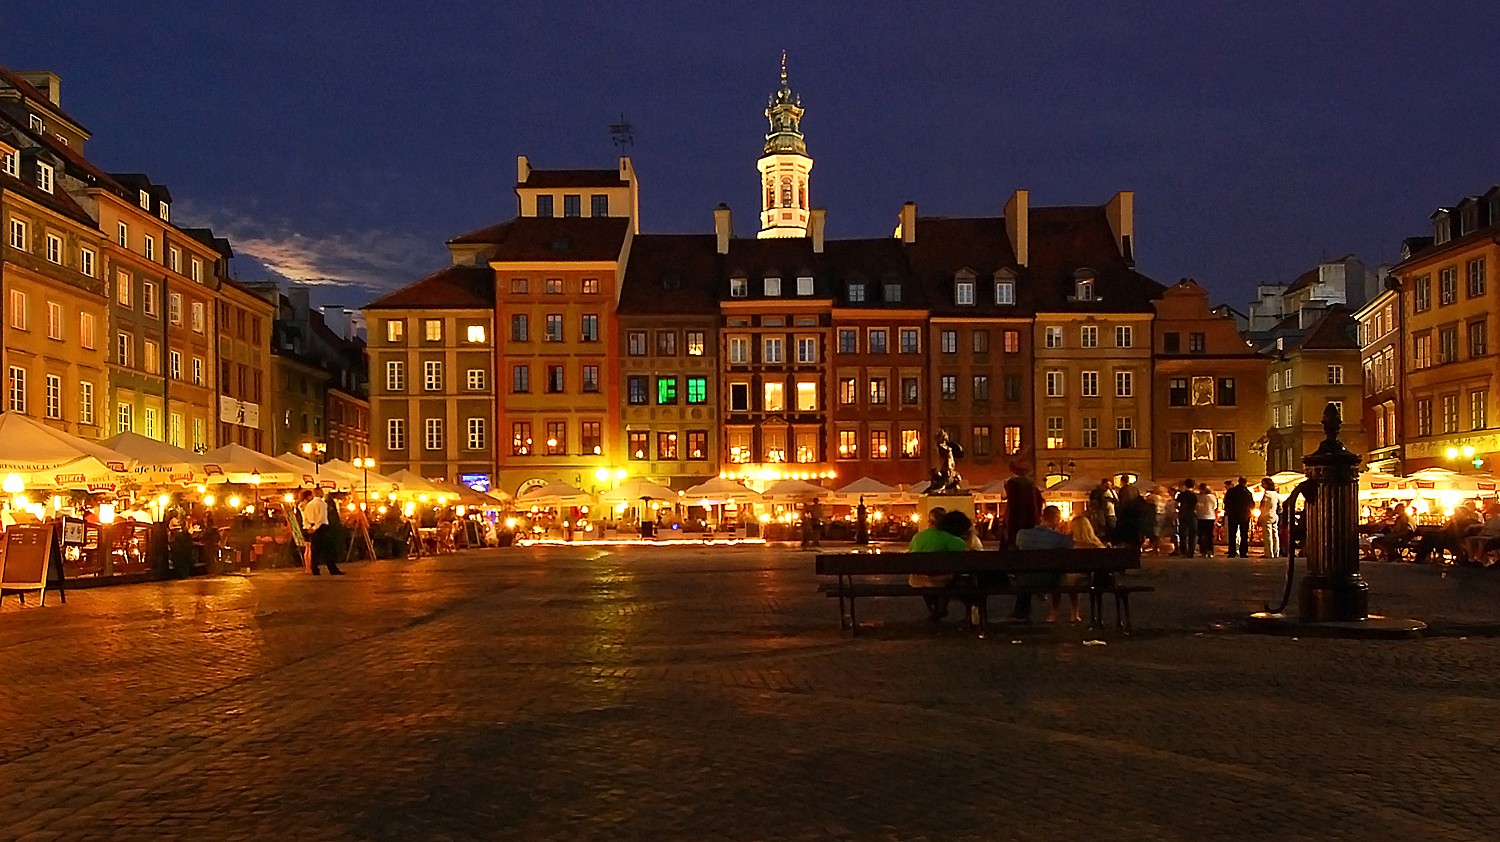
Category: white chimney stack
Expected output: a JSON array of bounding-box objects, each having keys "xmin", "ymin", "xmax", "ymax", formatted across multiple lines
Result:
[{"xmin": 714, "ymin": 204, "xmax": 732, "ymax": 254}]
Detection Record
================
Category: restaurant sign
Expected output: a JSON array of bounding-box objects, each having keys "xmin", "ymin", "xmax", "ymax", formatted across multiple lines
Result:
[{"xmin": 1405, "ymin": 433, "xmax": 1500, "ymax": 460}]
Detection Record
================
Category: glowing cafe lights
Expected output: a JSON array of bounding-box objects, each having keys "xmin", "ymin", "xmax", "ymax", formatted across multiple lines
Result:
[
  {"xmin": 228, "ymin": 497, "xmax": 241, "ymax": 509},
  {"xmin": 203, "ymin": 495, "xmax": 215, "ymax": 506},
  {"xmin": 2, "ymin": 473, "xmax": 23, "ymax": 494}
]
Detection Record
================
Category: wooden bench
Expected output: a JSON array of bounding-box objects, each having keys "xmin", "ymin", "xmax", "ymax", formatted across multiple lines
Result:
[{"xmin": 815, "ymin": 548, "xmax": 1152, "ymax": 637}]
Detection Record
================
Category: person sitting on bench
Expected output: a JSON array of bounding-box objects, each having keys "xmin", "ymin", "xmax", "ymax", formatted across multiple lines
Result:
[
  {"xmin": 1010, "ymin": 505, "xmax": 1074, "ymax": 622},
  {"xmin": 908, "ymin": 508, "xmax": 972, "ymax": 620}
]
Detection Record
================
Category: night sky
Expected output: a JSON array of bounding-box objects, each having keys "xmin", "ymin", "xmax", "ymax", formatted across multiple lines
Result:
[{"xmin": 8, "ymin": 1, "xmax": 1499, "ymax": 311}]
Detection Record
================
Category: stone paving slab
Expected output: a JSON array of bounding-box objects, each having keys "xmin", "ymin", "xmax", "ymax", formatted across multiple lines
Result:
[{"xmin": 2, "ymin": 547, "xmax": 1499, "ymax": 840}]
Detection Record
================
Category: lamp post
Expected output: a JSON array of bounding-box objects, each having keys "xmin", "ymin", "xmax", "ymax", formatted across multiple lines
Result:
[
  {"xmin": 301, "ymin": 441, "xmax": 328, "ymax": 485},
  {"xmin": 250, "ymin": 470, "xmax": 261, "ymax": 514},
  {"xmin": 353, "ymin": 457, "xmax": 375, "ymax": 509}
]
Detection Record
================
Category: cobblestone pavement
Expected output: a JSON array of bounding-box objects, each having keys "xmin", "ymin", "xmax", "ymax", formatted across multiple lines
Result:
[{"xmin": 3, "ymin": 546, "xmax": 1500, "ymax": 841}]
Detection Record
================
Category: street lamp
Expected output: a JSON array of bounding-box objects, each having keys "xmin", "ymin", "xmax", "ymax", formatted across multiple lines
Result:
[
  {"xmin": 301, "ymin": 441, "xmax": 328, "ymax": 486},
  {"xmin": 353, "ymin": 457, "xmax": 376, "ymax": 508},
  {"xmin": 250, "ymin": 469, "xmax": 261, "ymax": 512}
]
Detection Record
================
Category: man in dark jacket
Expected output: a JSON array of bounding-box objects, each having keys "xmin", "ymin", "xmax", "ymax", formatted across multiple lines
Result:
[
  {"xmin": 1175, "ymin": 479, "xmax": 1200, "ymax": 558},
  {"xmin": 1223, "ymin": 477, "xmax": 1256, "ymax": 558}
]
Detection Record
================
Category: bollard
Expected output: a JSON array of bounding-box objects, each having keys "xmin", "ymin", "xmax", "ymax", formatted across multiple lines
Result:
[{"xmin": 1298, "ymin": 403, "xmax": 1368, "ymax": 622}]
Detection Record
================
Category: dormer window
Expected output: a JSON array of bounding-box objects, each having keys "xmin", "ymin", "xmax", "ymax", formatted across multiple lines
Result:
[
  {"xmin": 37, "ymin": 162, "xmax": 53, "ymax": 194},
  {"xmin": 28, "ymin": 114, "xmax": 42, "ymax": 132},
  {"xmin": 1, "ymin": 151, "xmax": 15, "ymax": 177},
  {"xmin": 139, "ymin": 190, "xmax": 151, "ymax": 210},
  {"xmin": 729, "ymin": 277, "xmax": 748, "ymax": 298},
  {"xmin": 796, "ymin": 276, "xmax": 814, "ymax": 296},
  {"xmin": 954, "ymin": 269, "xmax": 976, "ymax": 305},
  {"xmin": 847, "ymin": 283, "xmax": 866, "ymax": 303},
  {"xmin": 994, "ymin": 269, "xmax": 1016, "ymax": 305},
  {"xmin": 1435, "ymin": 213, "xmax": 1452, "ymax": 244},
  {"xmin": 883, "ymin": 283, "xmax": 901, "ymax": 302},
  {"xmin": 1462, "ymin": 204, "xmax": 1478, "ymax": 236},
  {"xmin": 764, "ymin": 277, "xmax": 782, "ymax": 297},
  {"xmin": 536, "ymin": 194, "xmax": 554, "ymax": 217},
  {"xmin": 158, "ymin": 202, "xmax": 169, "ymax": 222},
  {"xmin": 1073, "ymin": 269, "xmax": 1097, "ymax": 301}
]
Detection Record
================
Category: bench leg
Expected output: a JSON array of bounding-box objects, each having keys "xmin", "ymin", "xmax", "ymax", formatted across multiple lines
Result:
[
  {"xmin": 969, "ymin": 597, "xmax": 988, "ymax": 639},
  {"xmin": 1088, "ymin": 590, "xmax": 1103, "ymax": 630},
  {"xmin": 1120, "ymin": 593, "xmax": 1134, "ymax": 635},
  {"xmin": 849, "ymin": 597, "xmax": 860, "ymax": 637},
  {"xmin": 837, "ymin": 579, "xmax": 849, "ymax": 630}
]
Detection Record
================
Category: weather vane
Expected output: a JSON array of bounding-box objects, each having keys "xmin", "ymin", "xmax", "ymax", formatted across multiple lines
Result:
[{"xmin": 608, "ymin": 113, "xmax": 634, "ymax": 149}]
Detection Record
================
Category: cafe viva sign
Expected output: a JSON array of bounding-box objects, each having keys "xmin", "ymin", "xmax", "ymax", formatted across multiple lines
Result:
[{"xmin": 1405, "ymin": 432, "xmax": 1500, "ymax": 460}]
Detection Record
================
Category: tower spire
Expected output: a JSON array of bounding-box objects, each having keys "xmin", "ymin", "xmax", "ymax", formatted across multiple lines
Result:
[{"xmin": 757, "ymin": 53, "xmax": 812, "ymax": 238}]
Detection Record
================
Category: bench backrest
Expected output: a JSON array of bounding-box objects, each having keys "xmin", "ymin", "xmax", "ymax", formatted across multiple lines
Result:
[{"xmin": 815, "ymin": 547, "xmax": 1140, "ymax": 576}]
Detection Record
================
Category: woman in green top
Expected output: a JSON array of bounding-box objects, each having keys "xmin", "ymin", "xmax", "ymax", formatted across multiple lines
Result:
[{"xmin": 909, "ymin": 509, "xmax": 973, "ymax": 620}]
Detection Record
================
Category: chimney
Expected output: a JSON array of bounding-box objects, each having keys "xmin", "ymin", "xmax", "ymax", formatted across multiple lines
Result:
[
  {"xmin": 899, "ymin": 202, "xmax": 917, "ymax": 244},
  {"xmin": 808, "ymin": 209, "xmax": 826, "ymax": 253},
  {"xmin": 516, "ymin": 155, "xmax": 531, "ymax": 184},
  {"xmin": 1105, "ymin": 191, "xmax": 1134, "ymax": 264},
  {"xmin": 15, "ymin": 71, "xmax": 61, "ymax": 106},
  {"xmin": 714, "ymin": 204, "xmax": 732, "ymax": 254},
  {"xmin": 1004, "ymin": 190, "xmax": 1029, "ymax": 267}
]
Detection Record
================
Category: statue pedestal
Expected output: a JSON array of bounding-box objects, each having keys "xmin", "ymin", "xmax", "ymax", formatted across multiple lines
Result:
[{"xmin": 920, "ymin": 492, "xmax": 975, "ymax": 526}]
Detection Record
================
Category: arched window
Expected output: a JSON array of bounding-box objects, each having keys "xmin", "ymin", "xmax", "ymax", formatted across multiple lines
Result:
[
  {"xmin": 765, "ymin": 181, "xmax": 775, "ymax": 211},
  {"xmin": 798, "ymin": 182, "xmax": 807, "ymax": 209},
  {"xmin": 781, "ymin": 177, "xmax": 793, "ymax": 208}
]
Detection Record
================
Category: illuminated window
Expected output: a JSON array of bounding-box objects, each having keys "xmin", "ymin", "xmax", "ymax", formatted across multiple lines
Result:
[
  {"xmin": 424, "ymin": 319, "xmax": 442, "ymax": 341},
  {"xmin": 1046, "ymin": 417, "xmax": 1064, "ymax": 449},
  {"xmin": 657, "ymin": 377, "xmax": 678, "ymax": 405},
  {"xmin": 764, "ymin": 381, "xmax": 785, "ymax": 411},
  {"xmin": 657, "ymin": 431, "xmax": 678, "ymax": 460},
  {"xmin": 868, "ymin": 378, "xmax": 887, "ymax": 406},
  {"xmin": 511, "ymin": 422, "xmax": 531, "ymax": 455},
  {"xmin": 1004, "ymin": 426, "xmax": 1022, "ymax": 454},
  {"xmin": 628, "ymin": 430, "xmax": 648, "ymax": 460},
  {"xmin": 901, "ymin": 429, "xmax": 920, "ymax": 458},
  {"xmin": 582, "ymin": 422, "xmax": 602, "ymax": 455},
  {"xmin": 467, "ymin": 324, "xmax": 487, "ymax": 343},
  {"xmin": 384, "ymin": 320, "xmax": 402, "ymax": 342},
  {"xmin": 728, "ymin": 429, "xmax": 751, "ymax": 463},
  {"xmin": 686, "ymin": 331, "xmax": 705, "ymax": 355},
  {"xmin": 545, "ymin": 422, "xmax": 565, "ymax": 455},
  {"xmin": 796, "ymin": 381, "xmax": 817, "ymax": 411},
  {"xmin": 687, "ymin": 431, "xmax": 707, "ymax": 460},
  {"xmin": 839, "ymin": 378, "xmax": 857, "ymax": 405},
  {"xmin": 838, "ymin": 429, "xmax": 858, "ymax": 459},
  {"xmin": 870, "ymin": 430, "xmax": 890, "ymax": 458},
  {"xmin": 763, "ymin": 428, "xmax": 786, "ymax": 462},
  {"xmin": 795, "ymin": 429, "xmax": 818, "ymax": 462}
]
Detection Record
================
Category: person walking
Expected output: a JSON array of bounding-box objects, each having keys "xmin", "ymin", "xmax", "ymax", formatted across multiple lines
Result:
[
  {"xmin": 1223, "ymin": 478, "xmax": 1255, "ymax": 558},
  {"xmin": 300, "ymin": 487, "xmax": 343, "ymax": 575},
  {"xmin": 1196, "ymin": 482, "xmax": 1219, "ymax": 558},
  {"xmin": 1175, "ymin": 480, "xmax": 1200, "ymax": 558},
  {"xmin": 1088, "ymin": 478, "xmax": 1118, "ymax": 536},
  {"xmin": 1258, "ymin": 477, "xmax": 1282, "ymax": 559}
]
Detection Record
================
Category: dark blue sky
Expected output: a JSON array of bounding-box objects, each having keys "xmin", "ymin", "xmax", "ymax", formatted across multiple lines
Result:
[{"xmin": 8, "ymin": 1, "xmax": 1499, "ymax": 310}]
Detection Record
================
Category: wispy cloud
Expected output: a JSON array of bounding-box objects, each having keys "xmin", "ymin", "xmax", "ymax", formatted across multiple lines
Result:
[{"xmin": 175, "ymin": 201, "xmax": 445, "ymax": 295}]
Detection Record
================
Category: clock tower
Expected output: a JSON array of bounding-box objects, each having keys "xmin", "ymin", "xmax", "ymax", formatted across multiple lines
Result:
[{"xmin": 757, "ymin": 53, "xmax": 813, "ymax": 239}]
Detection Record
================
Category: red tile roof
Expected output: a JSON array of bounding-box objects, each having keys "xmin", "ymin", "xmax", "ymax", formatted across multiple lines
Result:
[
  {"xmin": 1293, "ymin": 307, "xmax": 1358, "ymax": 351},
  {"xmin": 364, "ymin": 265, "xmax": 494, "ymax": 310},
  {"xmin": 0, "ymin": 66, "xmax": 89, "ymax": 134}
]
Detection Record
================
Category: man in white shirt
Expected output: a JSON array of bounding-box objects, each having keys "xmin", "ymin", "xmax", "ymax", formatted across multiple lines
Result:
[
  {"xmin": 1196, "ymin": 483, "xmax": 1219, "ymax": 558},
  {"xmin": 299, "ymin": 487, "xmax": 342, "ymax": 575}
]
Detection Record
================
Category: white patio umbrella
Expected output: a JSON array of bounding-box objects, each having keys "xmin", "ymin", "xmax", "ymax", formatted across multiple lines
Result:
[
  {"xmin": 759, "ymin": 478, "xmax": 834, "ymax": 503},
  {"xmin": 1043, "ymin": 475, "xmax": 1103, "ymax": 500},
  {"xmin": 681, "ymin": 477, "xmax": 761, "ymax": 504},
  {"xmin": 600, "ymin": 477, "xmax": 680, "ymax": 503},
  {"xmin": 1402, "ymin": 468, "xmax": 1500, "ymax": 495},
  {"xmin": 324, "ymin": 459, "xmax": 404, "ymax": 496},
  {"xmin": 387, "ymin": 469, "xmax": 447, "ymax": 497},
  {"xmin": 516, "ymin": 482, "xmax": 595, "ymax": 507},
  {"xmin": 201, "ymin": 444, "xmax": 302, "ymax": 485},
  {"xmin": 973, "ymin": 478, "xmax": 1010, "ymax": 502},
  {"xmin": 0, "ymin": 412, "xmax": 133, "ymax": 473},
  {"xmin": 832, "ymin": 477, "xmax": 906, "ymax": 504},
  {"xmin": 103, "ymin": 431, "xmax": 217, "ymax": 486}
]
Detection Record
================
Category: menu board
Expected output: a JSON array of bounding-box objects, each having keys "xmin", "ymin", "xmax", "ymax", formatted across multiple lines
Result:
[{"xmin": 1, "ymin": 525, "xmax": 54, "ymax": 598}]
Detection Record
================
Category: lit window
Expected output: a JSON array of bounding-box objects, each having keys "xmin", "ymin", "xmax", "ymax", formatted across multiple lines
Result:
[
  {"xmin": 764, "ymin": 277, "xmax": 782, "ymax": 297},
  {"xmin": 424, "ymin": 320, "xmax": 442, "ymax": 341},
  {"xmin": 764, "ymin": 381, "xmax": 785, "ymax": 411},
  {"xmin": 1046, "ymin": 417, "xmax": 1064, "ymax": 449},
  {"xmin": 37, "ymin": 162, "xmax": 54, "ymax": 194},
  {"xmin": 467, "ymin": 324, "xmax": 486, "ymax": 343},
  {"xmin": 797, "ymin": 381, "xmax": 817, "ymax": 411}
]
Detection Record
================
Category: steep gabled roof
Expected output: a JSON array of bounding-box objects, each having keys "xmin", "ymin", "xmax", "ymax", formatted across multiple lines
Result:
[
  {"xmin": 904, "ymin": 217, "xmax": 1023, "ymax": 315},
  {"xmin": 1293, "ymin": 306, "xmax": 1358, "ymax": 351},
  {"xmin": 364, "ymin": 265, "xmax": 494, "ymax": 310},
  {"xmin": 448, "ymin": 216, "xmax": 629, "ymax": 262},
  {"xmin": 1026, "ymin": 205, "xmax": 1163, "ymax": 312},
  {"xmin": 618, "ymin": 234, "xmax": 719, "ymax": 315},
  {"xmin": 0, "ymin": 66, "xmax": 89, "ymax": 134}
]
